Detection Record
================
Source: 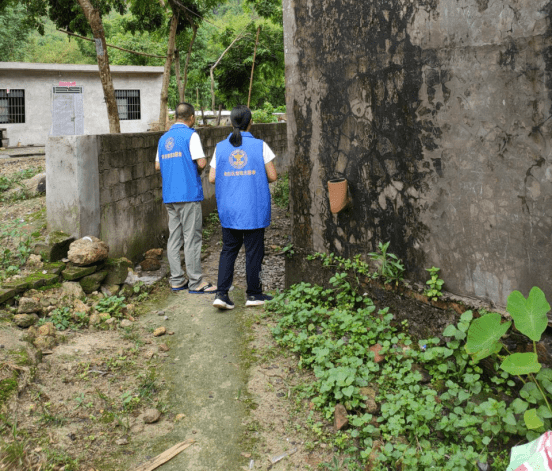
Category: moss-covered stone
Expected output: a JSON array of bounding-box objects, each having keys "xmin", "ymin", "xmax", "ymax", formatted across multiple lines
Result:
[
  {"xmin": 42, "ymin": 262, "xmax": 66, "ymax": 275},
  {"xmin": 1, "ymin": 280, "xmax": 29, "ymax": 293},
  {"xmin": 62, "ymin": 265, "xmax": 97, "ymax": 281},
  {"xmin": 79, "ymin": 270, "xmax": 108, "ymax": 293},
  {"xmin": 0, "ymin": 287, "xmax": 17, "ymax": 304},
  {"xmin": 103, "ymin": 257, "xmax": 131, "ymax": 285},
  {"xmin": 46, "ymin": 231, "xmax": 75, "ymax": 262},
  {"xmin": 24, "ymin": 274, "xmax": 48, "ymax": 290}
]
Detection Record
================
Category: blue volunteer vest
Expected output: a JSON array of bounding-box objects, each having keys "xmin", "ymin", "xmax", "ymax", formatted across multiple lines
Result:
[
  {"xmin": 215, "ymin": 132, "xmax": 271, "ymax": 230},
  {"xmin": 158, "ymin": 124, "xmax": 204, "ymax": 203}
]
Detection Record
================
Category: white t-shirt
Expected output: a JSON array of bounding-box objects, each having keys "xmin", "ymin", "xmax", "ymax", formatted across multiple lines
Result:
[
  {"xmin": 210, "ymin": 142, "xmax": 275, "ymax": 169},
  {"xmin": 155, "ymin": 124, "xmax": 205, "ymax": 162}
]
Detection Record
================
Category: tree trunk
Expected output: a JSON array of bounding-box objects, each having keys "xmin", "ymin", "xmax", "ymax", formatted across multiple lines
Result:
[
  {"xmin": 175, "ymin": 50, "xmax": 182, "ymax": 103},
  {"xmin": 76, "ymin": 0, "xmax": 120, "ymax": 133},
  {"xmin": 181, "ymin": 24, "xmax": 197, "ymax": 102},
  {"xmin": 248, "ymin": 26, "xmax": 261, "ymax": 108},
  {"xmin": 159, "ymin": 12, "xmax": 179, "ymax": 131}
]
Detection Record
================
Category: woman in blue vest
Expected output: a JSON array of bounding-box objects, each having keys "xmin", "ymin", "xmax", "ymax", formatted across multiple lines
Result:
[{"xmin": 209, "ymin": 105, "xmax": 278, "ymax": 309}]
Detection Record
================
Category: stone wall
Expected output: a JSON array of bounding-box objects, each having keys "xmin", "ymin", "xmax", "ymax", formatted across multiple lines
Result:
[
  {"xmin": 47, "ymin": 123, "xmax": 288, "ymax": 261},
  {"xmin": 283, "ymin": 0, "xmax": 552, "ymax": 307}
]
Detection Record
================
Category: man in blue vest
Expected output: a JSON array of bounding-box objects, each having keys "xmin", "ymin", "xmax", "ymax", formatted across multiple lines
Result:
[
  {"xmin": 155, "ymin": 102, "xmax": 216, "ymax": 293},
  {"xmin": 209, "ymin": 105, "xmax": 277, "ymax": 309}
]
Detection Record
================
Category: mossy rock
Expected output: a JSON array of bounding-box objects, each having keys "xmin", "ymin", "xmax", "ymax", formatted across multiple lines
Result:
[
  {"xmin": 24, "ymin": 273, "xmax": 59, "ymax": 290},
  {"xmin": 1, "ymin": 280, "xmax": 29, "ymax": 294},
  {"xmin": 0, "ymin": 287, "xmax": 17, "ymax": 304},
  {"xmin": 62, "ymin": 265, "xmax": 97, "ymax": 281},
  {"xmin": 32, "ymin": 231, "xmax": 75, "ymax": 263},
  {"xmin": 42, "ymin": 262, "xmax": 66, "ymax": 275},
  {"xmin": 79, "ymin": 271, "xmax": 108, "ymax": 294},
  {"xmin": 104, "ymin": 258, "xmax": 131, "ymax": 285}
]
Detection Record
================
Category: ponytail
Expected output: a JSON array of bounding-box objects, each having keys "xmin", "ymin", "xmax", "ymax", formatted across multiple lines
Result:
[{"xmin": 229, "ymin": 105, "xmax": 252, "ymax": 147}]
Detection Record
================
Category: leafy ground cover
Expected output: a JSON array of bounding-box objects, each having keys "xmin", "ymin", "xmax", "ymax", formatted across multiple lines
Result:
[{"xmin": 264, "ymin": 266, "xmax": 538, "ymax": 470}]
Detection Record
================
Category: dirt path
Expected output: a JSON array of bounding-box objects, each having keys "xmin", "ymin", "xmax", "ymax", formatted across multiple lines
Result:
[{"xmin": 132, "ymin": 291, "xmax": 252, "ymax": 470}]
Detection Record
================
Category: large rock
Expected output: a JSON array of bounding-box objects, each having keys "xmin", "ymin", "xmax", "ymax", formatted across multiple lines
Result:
[
  {"xmin": 61, "ymin": 281, "xmax": 86, "ymax": 299},
  {"xmin": 68, "ymin": 236, "xmax": 109, "ymax": 266},
  {"xmin": 14, "ymin": 313, "xmax": 39, "ymax": 328},
  {"xmin": 79, "ymin": 271, "xmax": 108, "ymax": 294},
  {"xmin": 103, "ymin": 258, "xmax": 132, "ymax": 285},
  {"xmin": 24, "ymin": 173, "xmax": 46, "ymax": 195},
  {"xmin": 17, "ymin": 297, "xmax": 41, "ymax": 314}
]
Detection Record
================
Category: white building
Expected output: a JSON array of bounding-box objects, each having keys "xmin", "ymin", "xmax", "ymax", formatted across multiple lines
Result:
[{"xmin": 0, "ymin": 62, "xmax": 164, "ymax": 146}]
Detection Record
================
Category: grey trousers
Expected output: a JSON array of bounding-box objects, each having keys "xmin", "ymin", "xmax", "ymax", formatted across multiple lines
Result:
[{"xmin": 166, "ymin": 201, "xmax": 203, "ymax": 290}]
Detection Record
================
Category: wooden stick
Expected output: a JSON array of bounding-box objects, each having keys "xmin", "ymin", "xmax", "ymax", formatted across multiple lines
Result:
[
  {"xmin": 248, "ymin": 26, "xmax": 261, "ymax": 108},
  {"xmin": 57, "ymin": 29, "xmax": 167, "ymax": 59},
  {"xmin": 135, "ymin": 439, "xmax": 195, "ymax": 471}
]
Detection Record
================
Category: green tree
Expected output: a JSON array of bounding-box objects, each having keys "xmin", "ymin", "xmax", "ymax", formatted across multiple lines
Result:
[
  {"xmin": 0, "ymin": 4, "xmax": 34, "ymax": 61},
  {"xmin": 213, "ymin": 20, "xmax": 284, "ymax": 109}
]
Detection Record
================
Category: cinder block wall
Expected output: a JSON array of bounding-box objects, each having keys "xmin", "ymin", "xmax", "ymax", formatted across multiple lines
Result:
[{"xmin": 47, "ymin": 123, "xmax": 288, "ymax": 262}]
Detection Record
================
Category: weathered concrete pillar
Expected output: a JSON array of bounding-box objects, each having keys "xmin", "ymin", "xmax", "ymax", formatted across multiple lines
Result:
[{"xmin": 46, "ymin": 135, "xmax": 100, "ymax": 239}]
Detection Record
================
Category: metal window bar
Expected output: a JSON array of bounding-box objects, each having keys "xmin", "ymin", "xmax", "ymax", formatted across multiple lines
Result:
[
  {"xmin": 0, "ymin": 89, "xmax": 25, "ymax": 124},
  {"xmin": 115, "ymin": 90, "xmax": 141, "ymax": 120}
]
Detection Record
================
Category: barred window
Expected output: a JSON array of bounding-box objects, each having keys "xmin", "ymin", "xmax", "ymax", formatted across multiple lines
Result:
[
  {"xmin": 0, "ymin": 89, "xmax": 25, "ymax": 124},
  {"xmin": 115, "ymin": 90, "xmax": 141, "ymax": 120}
]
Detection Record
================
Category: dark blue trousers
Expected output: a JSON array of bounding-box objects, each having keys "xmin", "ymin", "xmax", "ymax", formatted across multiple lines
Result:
[{"xmin": 217, "ymin": 227, "xmax": 265, "ymax": 296}]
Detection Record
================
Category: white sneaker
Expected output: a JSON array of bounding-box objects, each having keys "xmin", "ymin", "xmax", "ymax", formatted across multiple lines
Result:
[{"xmin": 213, "ymin": 293, "xmax": 235, "ymax": 310}]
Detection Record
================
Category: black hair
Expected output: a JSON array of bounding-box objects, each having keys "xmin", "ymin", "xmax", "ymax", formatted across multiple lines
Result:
[
  {"xmin": 229, "ymin": 105, "xmax": 252, "ymax": 147},
  {"xmin": 175, "ymin": 102, "xmax": 195, "ymax": 121}
]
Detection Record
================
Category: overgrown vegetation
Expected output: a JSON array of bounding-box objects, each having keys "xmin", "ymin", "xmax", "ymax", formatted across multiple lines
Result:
[
  {"xmin": 0, "ymin": 221, "xmax": 39, "ymax": 280},
  {"xmin": 265, "ymin": 250, "xmax": 544, "ymax": 470}
]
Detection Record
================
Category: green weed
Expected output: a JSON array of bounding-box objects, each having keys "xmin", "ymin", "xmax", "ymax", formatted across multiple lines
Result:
[
  {"xmin": 273, "ymin": 172, "xmax": 289, "ymax": 209},
  {"xmin": 425, "ymin": 266, "xmax": 444, "ymax": 300},
  {"xmin": 266, "ymin": 271, "xmax": 527, "ymax": 470}
]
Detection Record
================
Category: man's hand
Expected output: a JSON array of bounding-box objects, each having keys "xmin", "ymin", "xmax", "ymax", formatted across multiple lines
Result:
[
  {"xmin": 196, "ymin": 158, "xmax": 207, "ymax": 175},
  {"xmin": 155, "ymin": 161, "xmax": 160, "ymax": 171}
]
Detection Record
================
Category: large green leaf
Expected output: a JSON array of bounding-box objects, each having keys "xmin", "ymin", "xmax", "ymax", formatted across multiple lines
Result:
[
  {"xmin": 501, "ymin": 352, "xmax": 541, "ymax": 376},
  {"xmin": 466, "ymin": 313, "xmax": 511, "ymax": 360},
  {"xmin": 524, "ymin": 408, "xmax": 544, "ymax": 430},
  {"xmin": 507, "ymin": 287, "xmax": 551, "ymax": 341}
]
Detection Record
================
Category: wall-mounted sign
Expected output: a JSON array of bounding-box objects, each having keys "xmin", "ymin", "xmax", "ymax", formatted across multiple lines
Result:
[{"xmin": 59, "ymin": 81, "xmax": 76, "ymax": 87}]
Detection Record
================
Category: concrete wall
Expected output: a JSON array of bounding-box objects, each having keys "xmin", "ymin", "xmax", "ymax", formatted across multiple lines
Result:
[
  {"xmin": 46, "ymin": 123, "xmax": 289, "ymax": 261},
  {"xmin": 0, "ymin": 62, "xmax": 164, "ymax": 146},
  {"xmin": 283, "ymin": 0, "xmax": 552, "ymax": 307}
]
